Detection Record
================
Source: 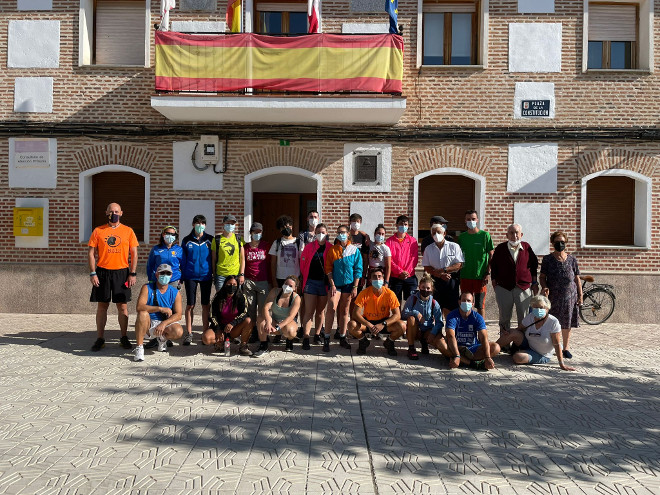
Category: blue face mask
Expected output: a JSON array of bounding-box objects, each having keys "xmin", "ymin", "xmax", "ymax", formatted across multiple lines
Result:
[
  {"xmin": 374, "ymin": 234, "xmax": 385, "ymax": 243},
  {"xmin": 163, "ymin": 234, "xmax": 176, "ymax": 245},
  {"xmin": 398, "ymin": 225, "xmax": 408, "ymax": 234},
  {"xmin": 460, "ymin": 301, "xmax": 472, "ymax": 312},
  {"xmin": 224, "ymin": 224, "xmax": 235, "ymax": 233},
  {"xmin": 372, "ymin": 279, "xmax": 384, "ymax": 290},
  {"xmin": 194, "ymin": 224, "xmax": 205, "ymax": 235},
  {"xmin": 252, "ymin": 233, "xmax": 262, "ymax": 241},
  {"xmin": 337, "ymin": 233, "xmax": 348, "ymax": 242},
  {"xmin": 158, "ymin": 274, "xmax": 172, "ymax": 285},
  {"xmin": 532, "ymin": 307, "xmax": 547, "ymax": 319},
  {"xmin": 466, "ymin": 220, "xmax": 477, "ymax": 229}
]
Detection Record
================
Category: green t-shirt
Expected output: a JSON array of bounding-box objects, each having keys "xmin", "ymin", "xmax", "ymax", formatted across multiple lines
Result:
[
  {"xmin": 457, "ymin": 230, "xmax": 493, "ymax": 280},
  {"xmin": 212, "ymin": 233, "xmax": 241, "ymax": 276}
]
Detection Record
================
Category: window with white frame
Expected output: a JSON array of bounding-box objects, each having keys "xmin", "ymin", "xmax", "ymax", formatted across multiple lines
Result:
[
  {"xmin": 79, "ymin": 0, "xmax": 150, "ymax": 66},
  {"xmin": 418, "ymin": 0, "xmax": 487, "ymax": 67},
  {"xmin": 255, "ymin": 2, "xmax": 308, "ymax": 34},
  {"xmin": 585, "ymin": 0, "xmax": 653, "ymax": 71}
]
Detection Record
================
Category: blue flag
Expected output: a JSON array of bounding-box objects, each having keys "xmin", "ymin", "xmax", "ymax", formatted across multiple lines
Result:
[{"xmin": 386, "ymin": 0, "xmax": 398, "ymax": 34}]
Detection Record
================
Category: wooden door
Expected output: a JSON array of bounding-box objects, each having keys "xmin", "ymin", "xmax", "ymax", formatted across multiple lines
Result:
[
  {"xmin": 92, "ymin": 171, "xmax": 145, "ymax": 239},
  {"xmin": 253, "ymin": 193, "xmax": 301, "ymax": 244},
  {"xmin": 417, "ymin": 174, "xmax": 475, "ymax": 239}
]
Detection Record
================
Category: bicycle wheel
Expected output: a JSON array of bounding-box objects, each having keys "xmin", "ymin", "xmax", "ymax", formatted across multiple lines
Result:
[{"xmin": 579, "ymin": 288, "xmax": 615, "ymax": 325}]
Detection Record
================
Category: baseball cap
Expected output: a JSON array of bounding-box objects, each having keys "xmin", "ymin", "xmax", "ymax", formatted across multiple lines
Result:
[
  {"xmin": 223, "ymin": 214, "xmax": 237, "ymax": 223},
  {"xmin": 250, "ymin": 222, "xmax": 263, "ymax": 232},
  {"xmin": 156, "ymin": 263, "xmax": 173, "ymax": 275},
  {"xmin": 430, "ymin": 215, "xmax": 448, "ymax": 225}
]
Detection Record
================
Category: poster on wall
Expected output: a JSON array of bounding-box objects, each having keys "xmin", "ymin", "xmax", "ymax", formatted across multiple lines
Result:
[{"xmin": 13, "ymin": 139, "xmax": 51, "ymax": 168}]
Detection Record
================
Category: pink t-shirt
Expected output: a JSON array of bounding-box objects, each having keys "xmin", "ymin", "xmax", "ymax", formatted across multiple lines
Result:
[
  {"xmin": 244, "ymin": 240, "xmax": 270, "ymax": 282},
  {"xmin": 219, "ymin": 297, "xmax": 239, "ymax": 326}
]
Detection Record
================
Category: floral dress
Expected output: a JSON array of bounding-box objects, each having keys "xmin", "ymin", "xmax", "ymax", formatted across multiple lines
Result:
[{"xmin": 540, "ymin": 254, "xmax": 580, "ymax": 329}]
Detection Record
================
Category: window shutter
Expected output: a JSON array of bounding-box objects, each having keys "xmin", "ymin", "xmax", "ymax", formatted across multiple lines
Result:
[
  {"xmin": 95, "ymin": 0, "xmax": 146, "ymax": 65},
  {"xmin": 418, "ymin": 174, "xmax": 475, "ymax": 238},
  {"xmin": 586, "ymin": 176, "xmax": 634, "ymax": 245},
  {"xmin": 589, "ymin": 3, "xmax": 637, "ymax": 42},
  {"xmin": 424, "ymin": 1, "xmax": 476, "ymax": 13},
  {"xmin": 92, "ymin": 172, "xmax": 145, "ymax": 239}
]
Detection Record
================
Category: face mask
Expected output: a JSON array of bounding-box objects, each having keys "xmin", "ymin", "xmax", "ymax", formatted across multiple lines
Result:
[
  {"xmin": 508, "ymin": 239, "xmax": 521, "ymax": 247},
  {"xmin": 224, "ymin": 224, "xmax": 235, "ymax": 233},
  {"xmin": 158, "ymin": 274, "xmax": 171, "ymax": 285},
  {"xmin": 226, "ymin": 284, "xmax": 238, "ymax": 295},
  {"xmin": 281, "ymin": 228, "xmax": 292, "ymax": 237},
  {"xmin": 252, "ymin": 233, "xmax": 262, "ymax": 241},
  {"xmin": 336, "ymin": 233, "xmax": 348, "ymax": 242},
  {"xmin": 398, "ymin": 225, "xmax": 408, "ymax": 234},
  {"xmin": 309, "ymin": 218, "xmax": 319, "ymax": 227},
  {"xmin": 419, "ymin": 289, "xmax": 432, "ymax": 298},
  {"xmin": 531, "ymin": 307, "xmax": 546, "ymax": 319},
  {"xmin": 282, "ymin": 284, "xmax": 294, "ymax": 294},
  {"xmin": 163, "ymin": 234, "xmax": 176, "ymax": 245},
  {"xmin": 374, "ymin": 234, "xmax": 385, "ymax": 243},
  {"xmin": 466, "ymin": 220, "xmax": 477, "ymax": 230},
  {"xmin": 433, "ymin": 233, "xmax": 444, "ymax": 243},
  {"xmin": 194, "ymin": 224, "xmax": 205, "ymax": 235},
  {"xmin": 108, "ymin": 213, "xmax": 120, "ymax": 223},
  {"xmin": 350, "ymin": 222, "xmax": 361, "ymax": 231},
  {"xmin": 460, "ymin": 301, "xmax": 472, "ymax": 312},
  {"xmin": 554, "ymin": 241, "xmax": 566, "ymax": 252},
  {"xmin": 316, "ymin": 233, "xmax": 326, "ymax": 242},
  {"xmin": 371, "ymin": 279, "xmax": 384, "ymax": 290}
]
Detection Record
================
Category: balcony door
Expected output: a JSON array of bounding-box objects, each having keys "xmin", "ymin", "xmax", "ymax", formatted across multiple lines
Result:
[{"xmin": 255, "ymin": 2, "xmax": 308, "ymax": 34}]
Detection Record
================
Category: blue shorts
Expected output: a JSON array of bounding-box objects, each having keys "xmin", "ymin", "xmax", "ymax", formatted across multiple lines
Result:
[
  {"xmin": 519, "ymin": 337, "xmax": 551, "ymax": 364},
  {"xmin": 336, "ymin": 284, "xmax": 355, "ymax": 294},
  {"xmin": 304, "ymin": 279, "xmax": 328, "ymax": 296},
  {"xmin": 467, "ymin": 342, "xmax": 481, "ymax": 355}
]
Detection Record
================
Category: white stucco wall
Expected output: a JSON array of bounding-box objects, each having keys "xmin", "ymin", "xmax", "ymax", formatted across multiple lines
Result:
[
  {"xmin": 171, "ymin": 21, "xmax": 226, "ymax": 32},
  {"xmin": 179, "ymin": 200, "xmax": 216, "ymax": 238},
  {"xmin": 518, "ymin": 0, "xmax": 554, "ymax": 13},
  {"xmin": 509, "ymin": 23, "xmax": 562, "ymax": 73},
  {"xmin": 172, "ymin": 141, "xmax": 224, "ymax": 191},
  {"xmin": 507, "ymin": 143, "xmax": 558, "ymax": 193},
  {"xmin": 350, "ymin": 202, "xmax": 384, "ymax": 241},
  {"xmin": 342, "ymin": 23, "xmax": 389, "ymax": 33},
  {"xmin": 8, "ymin": 20, "xmax": 60, "ymax": 68},
  {"xmin": 343, "ymin": 143, "xmax": 392, "ymax": 192},
  {"xmin": 15, "ymin": 198, "xmax": 49, "ymax": 249},
  {"xmin": 9, "ymin": 138, "xmax": 57, "ymax": 188},
  {"xmin": 14, "ymin": 77, "xmax": 53, "ymax": 113},
  {"xmin": 18, "ymin": 0, "xmax": 52, "ymax": 10},
  {"xmin": 513, "ymin": 82, "xmax": 555, "ymax": 119},
  {"xmin": 514, "ymin": 203, "xmax": 550, "ymax": 255}
]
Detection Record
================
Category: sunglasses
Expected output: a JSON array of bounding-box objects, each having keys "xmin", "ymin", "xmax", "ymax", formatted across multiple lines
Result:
[{"xmin": 159, "ymin": 272, "xmax": 173, "ymax": 276}]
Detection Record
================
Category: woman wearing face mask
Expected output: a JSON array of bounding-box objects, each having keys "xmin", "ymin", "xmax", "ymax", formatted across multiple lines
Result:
[
  {"xmin": 253, "ymin": 276, "xmax": 302, "ymax": 356},
  {"xmin": 211, "ymin": 214, "xmax": 245, "ymax": 292},
  {"xmin": 498, "ymin": 295, "xmax": 575, "ymax": 371},
  {"xmin": 401, "ymin": 275, "xmax": 444, "ymax": 360},
  {"xmin": 299, "ymin": 223, "xmax": 331, "ymax": 349},
  {"xmin": 206, "ymin": 276, "xmax": 252, "ymax": 355},
  {"xmin": 539, "ymin": 231, "xmax": 583, "ymax": 360},
  {"xmin": 243, "ymin": 222, "xmax": 271, "ymax": 334},
  {"xmin": 368, "ymin": 224, "xmax": 391, "ymax": 285},
  {"xmin": 147, "ymin": 226, "xmax": 183, "ymax": 286}
]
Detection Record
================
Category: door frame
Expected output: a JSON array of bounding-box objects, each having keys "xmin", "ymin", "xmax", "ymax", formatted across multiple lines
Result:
[{"xmin": 243, "ymin": 166, "xmax": 323, "ymax": 240}]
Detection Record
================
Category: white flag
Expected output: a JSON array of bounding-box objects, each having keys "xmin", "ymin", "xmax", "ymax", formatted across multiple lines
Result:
[{"xmin": 160, "ymin": 0, "xmax": 176, "ymax": 31}]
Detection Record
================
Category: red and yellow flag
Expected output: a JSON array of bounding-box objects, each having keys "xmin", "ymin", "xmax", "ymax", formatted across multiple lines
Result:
[{"xmin": 226, "ymin": 0, "xmax": 241, "ymax": 32}]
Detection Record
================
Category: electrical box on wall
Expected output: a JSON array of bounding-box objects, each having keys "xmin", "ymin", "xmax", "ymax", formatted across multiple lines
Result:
[
  {"xmin": 13, "ymin": 207, "xmax": 44, "ymax": 236},
  {"xmin": 200, "ymin": 135, "xmax": 220, "ymax": 164}
]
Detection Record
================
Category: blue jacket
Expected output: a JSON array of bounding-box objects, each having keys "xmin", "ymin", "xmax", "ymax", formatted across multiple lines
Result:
[
  {"xmin": 181, "ymin": 231, "xmax": 213, "ymax": 281},
  {"xmin": 326, "ymin": 242, "xmax": 363, "ymax": 288},
  {"xmin": 402, "ymin": 292, "xmax": 444, "ymax": 336},
  {"xmin": 147, "ymin": 244, "xmax": 183, "ymax": 283}
]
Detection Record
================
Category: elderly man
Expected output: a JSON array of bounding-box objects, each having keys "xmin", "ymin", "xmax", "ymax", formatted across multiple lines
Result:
[
  {"xmin": 422, "ymin": 223, "xmax": 464, "ymax": 317},
  {"xmin": 134, "ymin": 264, "xmax": 184, "ymax": 362},
  {"xmin": 490, "ymin": 223, "xmax": 539, "ymax": 334},
  {"xmin": 88, "ymin": 202, "xmax": 139, "ymax": 352}
]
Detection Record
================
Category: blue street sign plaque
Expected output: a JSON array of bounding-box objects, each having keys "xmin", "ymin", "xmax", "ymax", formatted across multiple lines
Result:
[{"xmin": 521, "ymin": 100, "xmax": 550, "ymax": 117}]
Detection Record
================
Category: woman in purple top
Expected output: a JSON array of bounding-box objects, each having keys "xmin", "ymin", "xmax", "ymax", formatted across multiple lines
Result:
[{"xmin": 539, "ymin": 231, "xmax": 583, "ymax": 360}]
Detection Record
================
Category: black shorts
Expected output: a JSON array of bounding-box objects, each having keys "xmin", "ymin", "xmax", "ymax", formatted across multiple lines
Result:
[
  {"xmin": 432, "ymin": 277, "xmax": 460, "ymax": 311},
  {"xmin": 184, "ymin": 279, "xmax": 212, "ymax": 306},
  {"xmin": 90, "ymin": 267, "xmax": 131, "ymax": 304}
]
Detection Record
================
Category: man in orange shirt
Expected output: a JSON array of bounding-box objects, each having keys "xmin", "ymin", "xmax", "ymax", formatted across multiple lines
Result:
[
  {"xmin": 348, "ymin": 267, "xmax": 404, "ymax": 356},
  {"xmin": 88, "ymin": 203, "xmax": 139, "ymax": 352}
]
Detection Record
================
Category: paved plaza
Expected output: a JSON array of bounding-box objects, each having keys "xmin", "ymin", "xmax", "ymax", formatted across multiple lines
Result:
[{"xmin": 0, "ymin": 313, "xmax": 658, "ymax": 494}]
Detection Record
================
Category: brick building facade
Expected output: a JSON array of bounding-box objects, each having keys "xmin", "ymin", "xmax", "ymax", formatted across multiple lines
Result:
[{"xmin": 1, "ymin": 0, "xmax": 658, "ymax": 320}]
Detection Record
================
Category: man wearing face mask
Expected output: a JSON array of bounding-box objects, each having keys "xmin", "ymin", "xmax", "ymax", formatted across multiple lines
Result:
[
  {"xmin": 421, "ymin": 215, "xmax": 453, "ymax": 253},
  {"xmin": 133, "ymin": 264, "xmax": 184, "ymax": 362},
  {"xmin": 211, "ymin": 214, "xmax": 245, "ymax": 292},
  {"xmin": 298, "ymin": 210, "xmax": 320, "ymax": 251},
  {"xmin": 422, "ymin": 224, "xmax": 465, "ymax": 317},
  {"xmin": 88, "ymin": 202, "xmax": 139, "ymax": 352},
  {"xmin": 490, "ymin": 223, "xmax": 539, "ymax": 335},
  {"xmin": 457, "ymin": 210, "xmax": 494, "ymax": 318},
  {"xmin": 434, "ymin": 292, "xmax": 499, "ymax": 370},
  {"xmin": 269, "ymin": 215, "xmax": 302, "ymax": 288}
]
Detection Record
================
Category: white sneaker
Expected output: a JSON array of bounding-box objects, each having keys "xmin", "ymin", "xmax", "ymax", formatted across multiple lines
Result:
[
  {"xmin": 134, "ymin": 345, "xmax": 144, "ymax": 362},
  {"xmin": 157, "ymin": 337, "xmax": 168, "ymax": 352}
]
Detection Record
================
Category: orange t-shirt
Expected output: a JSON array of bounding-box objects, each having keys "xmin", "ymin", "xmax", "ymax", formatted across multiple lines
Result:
[
  {"xmin": 88, "ymin": 224, "xmax": 139, "ymax": 270},
  {"xmin": 354, "ymin": 286, "xmax": 399, "ymax": 322}
]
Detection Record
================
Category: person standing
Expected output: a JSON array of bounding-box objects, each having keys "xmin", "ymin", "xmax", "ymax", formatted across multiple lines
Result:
[
  {"xmin": 269, "ymin": 215, "xmax": 302, "ymax": 288},
  {"xmin": 457, "ymin": 210, "xmax": 494, "ymax": 318},
  {"xmin": 421, "ymin": 215, "xmax": 453, "ymax": 253},
  {"xmin": 300, "ymin": 223, "xmax": 331, "ymax": 349},
  {"xmin": 211, "ymin": 214, "xmax": 245, "ymax": 292},
  {"xmin": 88, "ymin": 202, "xmax": 139, "ymax": 352},
  {"xmin": 539, "ymin": 231, "xmax": 583, "ymax": 360},
  {"xmin": 146, "ymin": 226, "xmax": 183, "ymax": 285},
  {"xmin": 422, "ymin": 224, "xmax": 464, "ymax": 316},
  {"xmin": 298, "ymin": 210, "xmax": 320, "ymax": 251},
  {"xmin": 243, "ymin": 222, "xmax": 271, "ymax": 332},
  {"xmin": 386, "ymin": 215, "xmax": 419, "ymax": 304},
  {"xmin": 368, "ymin": 224, "xmax": 391, "ymax": 284}
]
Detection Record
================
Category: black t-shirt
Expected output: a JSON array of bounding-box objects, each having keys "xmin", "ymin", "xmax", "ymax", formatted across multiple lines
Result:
[
  {"xmin": 308, "ymin": 245, "xmax": 326, "ymax": 281},
  {"xmin": 350, "ymin": 232, "xmax": 370, "ymax": 255}
]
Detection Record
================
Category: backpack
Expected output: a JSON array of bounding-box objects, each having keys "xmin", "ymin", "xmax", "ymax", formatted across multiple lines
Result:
[
  {"xmin": 274, "ymin": 236, "xmax": 303, "ymax": 255},
  {"xmin": 214, "ymin": 233, "xmax": 242, "ymax": 256}
]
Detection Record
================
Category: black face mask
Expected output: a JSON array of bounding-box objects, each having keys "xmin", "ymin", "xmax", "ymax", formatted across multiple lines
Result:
[
  {"xmin": 419, "ymin": 290, "xmax": 432, "ymax": 298},
  {"xmin": 108, "ymin": 213, "xmax": 120, "ymax": 223},
  {"xmin": 226, "ymin": 285, "xmax": 238, "ymax": 295},
  {"xmin": 281, "ymin": 228, "xmax": 292, "ymax": 237},
  {"xmin": 554, "ymin": 241, "xmax": 566, "ymax": 252}
]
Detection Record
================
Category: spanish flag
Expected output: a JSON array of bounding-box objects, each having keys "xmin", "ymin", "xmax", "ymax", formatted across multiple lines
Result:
[{"xmin": 226, "ymin": 0, "xmax": 241, "ymax": 32}]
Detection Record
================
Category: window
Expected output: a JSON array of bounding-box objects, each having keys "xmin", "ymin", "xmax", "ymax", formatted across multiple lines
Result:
[
  {"xmin": 255, "ymin": 2, "xmax": 308, "ymax": 34},
  {"xmin": 584, "ymin": 1, "xmax": 653, "ymax": 72},
  {"xmin": 79, "ymin": 0, "xmax": 149, "ymax": 66},
  {"xmin": 420, "ymin": 1, "xmax": 481, "ymax": 66}
]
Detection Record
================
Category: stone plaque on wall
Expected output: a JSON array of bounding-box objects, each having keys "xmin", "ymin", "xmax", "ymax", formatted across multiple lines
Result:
[
  {"xmin": 350, "ymin": 0, "xmax": 383, "ymax": 13},
  {"xmin": 180, "ymin": 0, "xmax": 216, "ymax": 11}
]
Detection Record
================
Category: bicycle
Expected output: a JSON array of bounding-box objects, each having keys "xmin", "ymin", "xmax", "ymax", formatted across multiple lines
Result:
[{"xmin": 578, "ymin": 275, "xmax": 616, "ymax": 325}]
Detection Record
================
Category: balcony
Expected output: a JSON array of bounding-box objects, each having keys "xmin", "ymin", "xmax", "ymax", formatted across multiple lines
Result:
[{"xmin": 150, "ymin": 32, "xmax": 406, "ymax": 125}]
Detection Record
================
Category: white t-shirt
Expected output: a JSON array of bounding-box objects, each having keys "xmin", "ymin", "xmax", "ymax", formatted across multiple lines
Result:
[
  {"xmin": 521, "ymin": 313, "xmax": 561, "ymax": 357},
  {"xmin": 422, "ymin": 241, "xmax": 465, "ymax": 270},
  {"xmin": 269, "ymin": 237, "xmax": 301, "ymax": 279},
  {"xmin": 368, "ymin": 243, "xmax": 391, "ymax": 269}
]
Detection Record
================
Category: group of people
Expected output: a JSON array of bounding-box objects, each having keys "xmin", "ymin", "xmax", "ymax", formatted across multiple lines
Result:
[{"xmin": 88, "ymin": 203, "xmax": 580, "ymax": 372}]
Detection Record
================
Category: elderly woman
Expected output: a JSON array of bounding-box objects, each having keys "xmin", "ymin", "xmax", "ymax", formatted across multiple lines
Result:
[
  {"xmin": 539, "ymin": 231, "xmax": 583, "ymax": 360},
  {"xmin": 497, "ymin": 295, "xmax": 575, "ymax": 371},
  {"xmin": 422, "ymin": 224, "xmax": 465, "ymax": 317}
]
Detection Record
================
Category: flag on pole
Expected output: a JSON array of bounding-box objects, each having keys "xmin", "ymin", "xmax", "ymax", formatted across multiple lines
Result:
[
  {"xmin": 308, "ymin": 0, "xmax": 319, "ymax": 33},
  {"xmin": 385, "ymin": 0, "xmax": 398, "ymax": 34},
  {"xmin": 226, "ymin": 0, "xmax": 242, "ymax": 32},
  {"xmin": 160, "ymin": 0, "xmax": 175, "ymax": 31}
]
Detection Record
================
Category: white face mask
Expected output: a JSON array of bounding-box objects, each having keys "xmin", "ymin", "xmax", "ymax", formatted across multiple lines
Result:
[
  {"xmin": 466, "ymin": 220, "xmax": 477, "ymax": 230},
  {"xmin": 350, "ymin": 222, "xmax": 360, "ymax": 231},
  {"xmin": 252, "ymin": 233, "xmax": 262, "ymax": 241},
  {"xmin": 316, "ymin": 233, "xmax": 326, "ymax": 242},
  {"xmin": 309, "ymin": 217, "xmax": 319, "ymax": 227},
  {"xmin": 508, "ymin": 239, "xmax": 521, "ymax": 247},
  {"xmin": 433, "ymin": 233, "xmax": 444, "ymax": 243},
  {"xmin": 282, "ymin": 284, "xmax": 294, "ymax": 294},
  {"xmin": 374, "ymin": 234, "xmax": 385, "ymax": 243}
]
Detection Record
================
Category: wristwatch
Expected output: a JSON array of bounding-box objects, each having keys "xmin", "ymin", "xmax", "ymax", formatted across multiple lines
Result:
[{"xmin": 129, "ymin": 272, "xmax": 137, "ymax": 276}]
